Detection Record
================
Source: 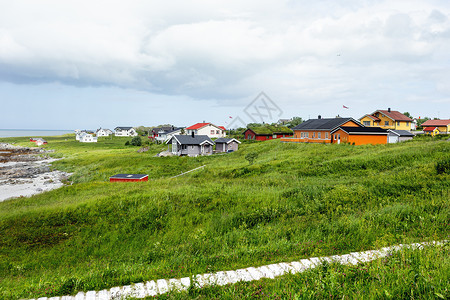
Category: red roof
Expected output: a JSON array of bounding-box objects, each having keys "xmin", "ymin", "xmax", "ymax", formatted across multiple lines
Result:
[
  {"xmin": 186, "ymin": 123, "xmax": 210, "ymax": 130},
  {"xmin": 423, "ymin": 127, "xmax": 437, "ymax": 132},
  {"xmin": 377, "ymin": 110, "xmax": 412, "ymax": 121},
  {"xmin": 362, "ymin": 114, "xmax": 380, "ymax": 121},
  {"xmin": 421, "ymin": 119, "xmax": 450, "ymax": 127},
  {"xmin": 186, "ymin": 123, "xmax": 225, "ymax": 130}
]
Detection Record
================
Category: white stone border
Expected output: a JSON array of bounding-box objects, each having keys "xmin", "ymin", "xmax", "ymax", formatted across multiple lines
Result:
[{"xmin": 27, "ymin": 240, "xmax": 447, "ymax": 300}]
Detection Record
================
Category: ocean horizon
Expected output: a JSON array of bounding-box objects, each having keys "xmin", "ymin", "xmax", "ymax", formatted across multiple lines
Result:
[{"xmin": 0, "ymin": 129, "xmax": 73, "ymax": 138}]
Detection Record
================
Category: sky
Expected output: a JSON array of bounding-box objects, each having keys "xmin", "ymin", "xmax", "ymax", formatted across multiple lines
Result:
[{"xmin": 0, "ymin": 0, "xmax": 449, "ymax": 130}]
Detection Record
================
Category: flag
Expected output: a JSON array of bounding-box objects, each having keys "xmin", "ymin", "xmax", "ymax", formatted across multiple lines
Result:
[
  {"xmin": 343, "ymin": 105, "xmax": 349, "ymax": 109},
  {"xmin": 229, "ymin": 116, "xmax": 233, "ymax": 118}
]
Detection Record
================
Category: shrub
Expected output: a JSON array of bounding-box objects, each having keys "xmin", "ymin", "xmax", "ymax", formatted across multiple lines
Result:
[
  {"xmin": 245, "ymin": 152, "xmax": 258, "ymax": 165},
  {"xmin": 436, "ymin": 158, "xmax": 450, "ymax": 174},
  {"xmin": 130, "ymin": 136, "xmax": 142, "ymax": 146},
  {"xmin": 124, "ymin": 141, "xmax": 130, "ymax": 146}
]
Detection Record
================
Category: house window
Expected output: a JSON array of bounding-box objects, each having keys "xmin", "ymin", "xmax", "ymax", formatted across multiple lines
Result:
[
  {"xmin": 318, "ymin": 132, "xmax": 321, "ymax": 139},
  {"xmin": 273, "ymin": 134, "xmax": 277, "ymax": 138},
  {"xmin": 325, "ymin": 132, "xmax": 329, "ymax": 139},
  {"xmin": 363, "ymin": 121, "xmax": 370, "ymax": 126},
  {"xmin": 312, "ymin": 132, "xmax": 315, "ymax": 138},
  {"xmin": 385, "ymin": 121, "xmax": 389, "ymax": 126},
  {"xmin": 216, "ymin": 130, "xmax": 220, "ymax": 134},
  {"xmin": 397, "ymin": 121, "xmax": 400, "ymax": 126},
  {"xmin": 211, "ymin": 130, "xmax": 215, "ymax": 134}
]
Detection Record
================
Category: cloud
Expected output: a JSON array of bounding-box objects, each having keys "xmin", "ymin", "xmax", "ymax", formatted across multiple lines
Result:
[{"xmin": 0, "ymin": 0, "xmax": 450, "ymax": 116}]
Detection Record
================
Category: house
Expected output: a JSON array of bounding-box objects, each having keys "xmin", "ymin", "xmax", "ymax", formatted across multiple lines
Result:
[
  {"xmin": 387, "ymin": 130, "xmax": 415, "ymax": 143},
  {"xmin": 152, "ymin": 126, "xmax": 185, "ymax": 142},
  {"xmin": 165, "ymin": 134, "xmax": 214, "ymax": 156},
  {"xmin": 30, "ymin": 138, "xmax": 47, "ymax": 146},
  {"xmin": 281, "ymin": 116, "xmax": 388, "ymax": 145},
  {"xmin": 411, "ymin": 119, "xmax": 418, "ymax": 130},
  {"xmin": 244, "ymin": 125, "xmax": 293, "ymax": 141},
  {"xmin": 359, "ymin": 108, "xmax": 412, "ymax": 130},
  {"xmin": 75, "ymin": 131, "xmax": 87, "ymax": 141},
  {"xmin": 420, "ymin": 119, "xmax": 450, "ymax": 134},
  {"xmin": 277, "ymin": 118, "xmax": 292, "ymax": 125},
  {"xmin": 215, "ymin": 138, "xmax": 241, "ymax": 153},
  {"xmin": 330, "ymin": 126, "xmax": 388, "ymax": 145},
  {"xmin": 114, "ymin": 127, "xmax": 137, "ymax": 137},
  {"xmin": 110, "ymin": 174, "xmax": 149, "ymax": 182},
  {"xmin": 423, "ymin": 127, "xmax": 440, "ymax": 136},
  {"xmin": 96, "ymin": 128, "xmax": 113, "ymax": 137},
  {"xmin": 283, "ymin": 117, "xmax": 361, "ymax": 143},
  {"xmin": 186, "ymin": 123, "xmax": 226, "ymax": 138},
  {"xmin": 79, "ymin": 134, "xmax": 98, "ymax": 143}
]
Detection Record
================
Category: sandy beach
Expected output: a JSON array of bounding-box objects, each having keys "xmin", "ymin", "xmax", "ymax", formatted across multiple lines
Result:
[{"xmin": 0, "ymin": 143, "xmax": 71, "ymax": 202}]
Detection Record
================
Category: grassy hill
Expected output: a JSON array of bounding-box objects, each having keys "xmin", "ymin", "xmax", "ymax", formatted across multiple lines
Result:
[{"xmin": 0, "ymin": 135, "xmax": 449, "ymax": 299}]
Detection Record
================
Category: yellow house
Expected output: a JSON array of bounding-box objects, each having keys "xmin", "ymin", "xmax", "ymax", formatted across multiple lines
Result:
[
  {"xmin": 421, "ymin": 119, "xmax": 450, "ymax": 134},
  {"xmin": 359, "ymin": 108, "xmax": 412, "ymax": 130}
]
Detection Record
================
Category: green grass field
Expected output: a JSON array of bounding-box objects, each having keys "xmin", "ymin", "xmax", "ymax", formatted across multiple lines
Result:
[{"xmin": 0, "ymin": 134, "xmax": 449, "ymax": 299}]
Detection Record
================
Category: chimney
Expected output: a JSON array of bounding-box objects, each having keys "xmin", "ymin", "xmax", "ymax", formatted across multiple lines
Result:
[
  {"xmin": 388, "ymin": 108, "xmax": 391, "ymax": 112},
  {"xmin": 318, "ymin": 115, "xmax": 322, "ymax": 119},
  {"xmin": 191, "ymin": 131, "xmax": 195, "ymax": 138}
]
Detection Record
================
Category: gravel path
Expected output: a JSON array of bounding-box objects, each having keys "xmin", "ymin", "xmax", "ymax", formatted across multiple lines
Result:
[{"xmin": 27, "ymin": 240, "xmax": 446, "ymax": 300}]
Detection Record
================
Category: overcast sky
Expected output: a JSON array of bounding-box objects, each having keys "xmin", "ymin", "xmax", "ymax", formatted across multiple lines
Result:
[{"xmin": 1, "ymin": 0, "xmax": 449, "ymax": 130}]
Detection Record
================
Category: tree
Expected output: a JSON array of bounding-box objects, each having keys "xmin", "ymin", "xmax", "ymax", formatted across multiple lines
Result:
[
  {"xmin": 403, "ymin": 112, "xmax": 412, "ymax": 118},
  {"xmin": 180, "ymin": 128, "xmax": 185, "ymax": 135},
  {"xmin": 245, "ymin": 152, "xmax": 259, "ymax": 165},
  {"xmin": 288, "ymin": 117, "xmax": 303, "ymax": 128},
  {"xmin": 130, "ymin": 136, "xmax": 142, "ymax": 146}
]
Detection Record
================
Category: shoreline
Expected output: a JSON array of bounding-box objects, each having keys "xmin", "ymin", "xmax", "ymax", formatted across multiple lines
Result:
[{"xmin": 0, "ymin": 143, "xmax": 72, "ymax": 202}]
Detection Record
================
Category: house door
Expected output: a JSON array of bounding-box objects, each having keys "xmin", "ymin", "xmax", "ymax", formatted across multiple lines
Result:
[
  {"xmin": 172, "ymin": 139, "xmax": 177, "ymax": 154},
  {"xmin": 337, "ymin": 134, "xmax": 340, "ymax": 144}
]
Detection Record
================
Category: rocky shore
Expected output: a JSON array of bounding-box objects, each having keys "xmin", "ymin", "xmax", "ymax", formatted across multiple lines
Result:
[{"xmin": 0, "ymin": 143, "xmax": 71, "ymax": 202}]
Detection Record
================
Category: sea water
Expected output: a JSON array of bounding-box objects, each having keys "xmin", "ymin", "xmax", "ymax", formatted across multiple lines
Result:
[{"xmin": 0, "ymin": 129, "xmax": 73, "ymax": 138}]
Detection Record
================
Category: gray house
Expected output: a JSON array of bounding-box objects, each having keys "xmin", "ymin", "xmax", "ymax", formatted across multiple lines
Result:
[
  {"xmin": 166, "ymin": 134, "xmax": 214, "ymax": 156},
  {"xmin": 215, "ymin": 138, "xmax": 241, "ymax": 153},
  {"xmin": 387, "ymin": 130, "xmax": 415, "ymax": 143}
]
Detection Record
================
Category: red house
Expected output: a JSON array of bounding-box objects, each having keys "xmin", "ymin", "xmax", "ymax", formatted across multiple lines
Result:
[
  {"xmin": 244, "ymin": 125, "xmax": 293, "ymax": 141},
  {"xmin": 110, "ymin": 174, "xmax": 149, "ymax": 182}
]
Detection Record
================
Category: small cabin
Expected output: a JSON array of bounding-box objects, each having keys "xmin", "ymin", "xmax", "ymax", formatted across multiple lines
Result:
[{"xmin": 215, "ymin": 138, "xmax": 241, "ymax": 153}]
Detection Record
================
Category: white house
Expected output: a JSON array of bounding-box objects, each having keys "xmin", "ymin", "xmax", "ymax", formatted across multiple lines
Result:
[
  {"xmin": 96, "ymin": 128, "xmax": 113, "ymax": 137},
  {"xmin": 79, "ymin": 134, "xmax": 98, "ymax": 143},
  {"xmin": 114, "ymin": 127, "xmax": 137, "ymax": 137},
  {"xmin": 186, "ymin": 123, "xmax": 226, "ymax": 138},
  {"xmin": 76, "ymin": 131, "xmax": 87, "ymax": 141}
]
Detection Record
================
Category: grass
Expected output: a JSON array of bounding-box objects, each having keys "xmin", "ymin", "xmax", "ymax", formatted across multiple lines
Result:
[
  {"xmin": 0, "ymin": 134, "xmax": 449, "ymax": 299},
  {"xmin": 152, "ymin": 243, "xmax": 449, "ymax": 299}
]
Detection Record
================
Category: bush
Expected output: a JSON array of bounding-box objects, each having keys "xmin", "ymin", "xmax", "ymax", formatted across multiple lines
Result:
[
  {"xmin": 124, "ymin": 141, "xmax": 130, "ymax": 146},
  {"xmin": 245, "ymin": 152, "xmax": 258, "ymax": 165},
  {"xmin": 130, "ymin": 136, "xmax": 142, "ymax": 146},
  {"xmin": 436, "ymin": 158, "xmax": 450, "ymax": 174}
]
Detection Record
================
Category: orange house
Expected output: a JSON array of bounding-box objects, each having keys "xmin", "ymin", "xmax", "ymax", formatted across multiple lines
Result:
[
  {"xmin": 330, "ymin": 127, "xmax": 388, "ymax": 145},
  {"xmin": 281, "ymin": 117, "xmax": 361, "ymax": 143}
]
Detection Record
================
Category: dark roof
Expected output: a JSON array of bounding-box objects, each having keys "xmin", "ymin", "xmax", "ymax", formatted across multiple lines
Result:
[
  {"xmin": 166, "ymin": 127, "xmax": 184, "ymax": 134},
  {"xmin": 215, "ymin": 138, "xmax": 241, "ymax": 144},
  {"xmin": 246, "ymin": 125, "xmax": 293, "ymax": 135},
  {"xmin": 293, "ymin": 118, "xmax": 359, "ymax": 130},
  {"xmin": 110, "ymin": 174, "xmax": 148, "ymax": 179},
  {"xmin": 388, "ymin": 130, "xmax": 415, "ymax": 137},
  {"xmin": 336, "ymin": 126, "xmax": 388, "ymax": 134},
  {"xmin": 166, "ymin": 135, "xmax": 214, "ymax": 145},
  {"xmin": 115, "ymin": 127, "xmax": 133, "ymax": 130}
]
